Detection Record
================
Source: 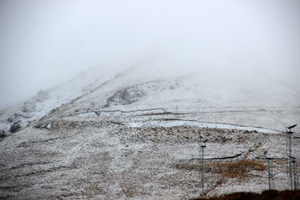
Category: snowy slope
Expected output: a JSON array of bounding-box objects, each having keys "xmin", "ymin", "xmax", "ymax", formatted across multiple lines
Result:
[
  {"xmin": 0, "ymin": 59, "xmax": 299, "ymax": 199},
  {"xmin": 40, "ymin": 59, "xmax": 300, "ymax": 131},
  {"xmin": 0, "ymin": 64, "xmax": 122, "ymax": 136}
]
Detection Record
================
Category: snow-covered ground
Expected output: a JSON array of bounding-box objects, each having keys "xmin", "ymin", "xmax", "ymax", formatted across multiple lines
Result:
[
  {"xmin": 126, "ymin": 120, "xmax": 280, "ymax": 134},
  {"xmin": 0, "ymin": 59, "xmax": 299, "ymax": 199},
  {"xmin": 0, "ymin": 64, "xmax": 122, "ymax": 136}
]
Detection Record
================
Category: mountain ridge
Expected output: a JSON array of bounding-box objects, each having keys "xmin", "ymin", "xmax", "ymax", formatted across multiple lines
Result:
[{"xmin": 0, "ymin": 60, "xmax": 299, "ymax": 199}]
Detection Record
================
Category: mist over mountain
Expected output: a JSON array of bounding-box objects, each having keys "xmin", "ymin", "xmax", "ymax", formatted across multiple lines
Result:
[
  {"xmin": 0, "ymin": 59, "xmax": 299, "ymax": 199},
  {"xmin": 1, "ymin": 58, "xmax": 299, "ymax": 136},
  {"xmin": 1, "ymin": 0, "xmax": 300, "ymax": 109},
  {"xmin": 1, "ymin": 0, "xmax": 300, "ymax": 199}
]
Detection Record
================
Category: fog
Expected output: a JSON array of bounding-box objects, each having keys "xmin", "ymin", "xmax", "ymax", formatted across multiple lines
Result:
[{"xmin": 1, "ymin": 0, "xmax": 300, "ymax": 109}]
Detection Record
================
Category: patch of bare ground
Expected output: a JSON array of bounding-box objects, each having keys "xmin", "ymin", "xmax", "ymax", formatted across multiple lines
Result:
[
  {"xmin": 34, "ymin": 120, "xmax": 122, "ymax": 131},
  {"xmin": 116, "ymin": 126, "xmax": 266, "ymax": 144},
  {"xmin": 191, "ymin": 190, "xmax": 300, "ymax": 200},
  {"xmin": 174, "ymin": 159, "xmax": 267, "ymax": 192},
  {"xmin": 174, "ymin": 160, "xmax": 266, "ymax": 179}
]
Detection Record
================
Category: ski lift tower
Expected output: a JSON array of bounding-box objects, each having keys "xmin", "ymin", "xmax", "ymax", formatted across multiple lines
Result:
[{"xmin": 286, "ymin": 124, "xmax": 297, "ymax": 190}]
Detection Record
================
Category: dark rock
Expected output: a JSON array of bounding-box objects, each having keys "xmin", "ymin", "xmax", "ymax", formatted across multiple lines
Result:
[
  {"xmin": 21, "ymin": 102, "xmax": 36, "ymax": 113},
  {"xmin": 105, "ymin": 86, "xmax": 146, "ymax": 107},
  {"xmin": 7, "ymin": 116, "xmax": 14, "ymax": 123},
  {"xmin": 7, "ymin": 113, "xmax": 20, "ymax": 122},
  {"xmin": 10, "ymin": 121, "xmax": 22, "ymax": 133},
  {"xmin": 0, "ymin": 130, "xmax": 7, "ymax": 138},
  {"xmin": 7, "ymin": 113, "xmax": 30, "ymax": 123}
]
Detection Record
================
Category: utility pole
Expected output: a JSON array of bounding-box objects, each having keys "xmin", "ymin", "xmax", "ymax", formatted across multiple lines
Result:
[
  {"xmin": 266, "ymin": 157, "xmax": 272, "ymax": 190},
  {"xmin": 200, "ymin": 142, "xmax": 206, "ymax": 198},
  {"xmin": 291, "ymin": 157, "xmax": 296, "ymax": 190},
  {"xmin": 289, "ymin": 133, "xmax": 293, "ymax": 190},
  {"xmin": 286, "ymin": 124, "xmax": 297, "ymax": 190}
]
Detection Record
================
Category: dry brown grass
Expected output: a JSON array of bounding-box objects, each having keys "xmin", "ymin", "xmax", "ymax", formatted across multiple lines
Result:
[
  {"xmin": 208, "ymin": 160, "xmax": 266, "ymax": 179},
  {"xmin": 174, "ymin": 160, "xmax": 267, "ymax": 179}
]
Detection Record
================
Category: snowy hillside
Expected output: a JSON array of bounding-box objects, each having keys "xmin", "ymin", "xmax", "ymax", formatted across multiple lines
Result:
[
  {"xmin": 0, "ymin": 60, "xmax": 299, "ymax": 199},
  {"xmin": 0, "ymin": 64, "xmax": 123, "ymax": 137}
]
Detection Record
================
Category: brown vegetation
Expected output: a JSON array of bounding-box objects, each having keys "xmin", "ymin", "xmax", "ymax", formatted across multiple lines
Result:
[
  {"xmin": 207, "ymin": 160, "xmax": 267, "ymax": 179},
  {"xmin": 191, "ymin": 190, "xmax": 300, "ymax": 200},
  {"xmin": 174, "ymin": 160, "xmax": 267, "ymax": 179}
]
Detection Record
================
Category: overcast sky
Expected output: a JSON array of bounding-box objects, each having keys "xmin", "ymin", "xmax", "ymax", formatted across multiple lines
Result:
[{"xmin": 1, "ymin": 0, "xmax": 300, "ymax": 109}]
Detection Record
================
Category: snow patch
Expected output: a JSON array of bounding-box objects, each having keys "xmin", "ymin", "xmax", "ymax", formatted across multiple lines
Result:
[{"xmin": 127, "ymin": 120, "xmax": 280, "ymax": 134}]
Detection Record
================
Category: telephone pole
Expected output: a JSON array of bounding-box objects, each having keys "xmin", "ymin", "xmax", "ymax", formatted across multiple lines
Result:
[
  {"xmin": 266, "ymin": 157, "xmax": 272, "ymax": 190},
  {"xmin": 286, "ymin": 124, "xmax": 297, "ymax": 190},
  {"xmin": 291, "ymin": 157, "xmax": 297, "ymax": 190},
  {"xmin": 200, "ymin": 143, "xmax": 206, "ymax": 198}
]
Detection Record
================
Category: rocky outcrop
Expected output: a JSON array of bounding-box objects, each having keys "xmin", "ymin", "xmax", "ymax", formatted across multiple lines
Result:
[
  {"xmin": 0, "ymin": 130, "xmax": 6, "ymax": 138},
  {"xmin": 9, "ymin": 121, "xmax": 22, "ymax": 133},
  {"xmin": 104, "ymin": 86, "xmax": 146, "ymax": 107}
]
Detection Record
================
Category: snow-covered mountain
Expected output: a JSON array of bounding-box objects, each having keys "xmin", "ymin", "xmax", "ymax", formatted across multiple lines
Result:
[
  {"xmin": 1, "ymin": 60, "xmax": 299, "ymax": 199},
  {"xmin": 0, "ymin": 63, "xmax": 122, "ymax": 136}
]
